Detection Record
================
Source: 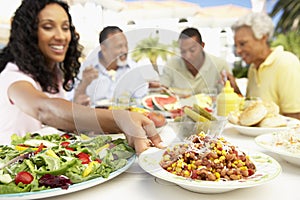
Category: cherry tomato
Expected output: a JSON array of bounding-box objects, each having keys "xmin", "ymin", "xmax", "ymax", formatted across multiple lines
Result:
[
  {"xmin": 204, "ymin": 107, "xmax": 213, "ymax": 113},
  {"xmin": 15, "ymin": 171, "xmax": 34, "ymax": 185},
  {"xmin": 76, "ymin": 152, "xmax": 90, "ymax": 164},
  {"xmin": 60, "ymin": 141, "xmax": 70, "ymax": 148},
  {"xmin": 60, "ymin": 141, "xmax": 74, "ymax": 151},
  {"xmin": 95, "ymin": 158, "xmax": 102, "ymax": 163},
  {"xmin": 61, "ymin": 133, "xmax": 72, "ymax": 139}
]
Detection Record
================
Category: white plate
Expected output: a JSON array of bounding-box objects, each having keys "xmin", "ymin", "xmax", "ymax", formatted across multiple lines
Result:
[
  {"xmin": 95, "ymin": 99, "xmax": 113, "ymax": 108},
  {"xmin": 0, "ymin": 156, "xmax": 135, "ymax": 200},
  {"xmin": 229, "ymin": 117, "xmax": 300, "ymax": 137},
  {"xmin": 255, "ymin": 133, "xmax": 300, "ymax": 167},
  {"xmin": 138, "ymin": 147, "xmax": 281, "ymax": 194}
]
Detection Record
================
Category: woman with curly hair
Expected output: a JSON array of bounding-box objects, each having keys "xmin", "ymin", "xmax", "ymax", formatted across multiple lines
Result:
[{"xmin": 0, "ymin": 0, "xmax": 164, "ymax": 154}]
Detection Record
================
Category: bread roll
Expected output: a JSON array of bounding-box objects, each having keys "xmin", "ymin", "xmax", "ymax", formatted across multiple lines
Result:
[
  {"xmin": 258, "ymin": 115, "xmax": 287, "ymax": 127},
  {"xmin": 239, "ymin": 102, "xmax": 268, "ymax": 126},
  {"xmin": 263, "ymin": 101, "xmax": 280, "ymax": 117},
  {"xmin": 228, "ymin": 111, "xmax": 240, "ymax": 125}
]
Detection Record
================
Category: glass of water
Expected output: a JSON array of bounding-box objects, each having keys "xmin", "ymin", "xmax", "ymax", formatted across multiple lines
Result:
[{"xmin": 200, "ymin": 87, "xmax": 218, "ymax": 113}]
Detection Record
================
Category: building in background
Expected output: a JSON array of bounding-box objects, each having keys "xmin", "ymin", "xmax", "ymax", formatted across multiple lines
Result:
[{"xmin": 0, "ymin": 0, "xmax": 276, "ymax": 67}]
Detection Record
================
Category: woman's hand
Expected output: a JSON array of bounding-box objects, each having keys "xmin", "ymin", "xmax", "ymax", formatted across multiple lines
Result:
[{"xmin": 112, "ymin": 110, "xmax": 166, "ymax": 155}]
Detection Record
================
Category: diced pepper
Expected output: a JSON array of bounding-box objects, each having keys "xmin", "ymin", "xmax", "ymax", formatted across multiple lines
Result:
[
  {"xmin": 82, "ymin": 161, "xmax": 98, "ymax": 177},
  {"xmin": 46, "ymin": 149, "xmax": 59, "ymax": 159}
]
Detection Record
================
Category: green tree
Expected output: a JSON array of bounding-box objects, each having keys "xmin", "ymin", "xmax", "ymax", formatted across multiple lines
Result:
[
  {"xmin": 131, "ymin": 36, "xmax": 176, "ymax": 73},
  {"xmin": 271, "ymin": 31, "xmax": 300, "ymax": 59},
  {"xmin": 269, "ymin": 0, "xmax": 300, "ymax": 33}
]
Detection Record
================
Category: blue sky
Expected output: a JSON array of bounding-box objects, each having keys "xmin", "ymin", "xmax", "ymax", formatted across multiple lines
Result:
[
  {"xmin": 181, "ymin": 0, "xmax": 252, "ymax": 8},
  {"xmin": 125, "ymin": 0, "xmax": 281, "ymax": 25},
  {"xmin": 125, "ymin": 0, "xmax": 278, "ymax": 13}
]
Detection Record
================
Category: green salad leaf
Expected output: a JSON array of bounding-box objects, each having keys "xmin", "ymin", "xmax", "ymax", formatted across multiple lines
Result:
[{"xmin": 0, "ymin": 132, "xmax": 135, "ymax": 194}]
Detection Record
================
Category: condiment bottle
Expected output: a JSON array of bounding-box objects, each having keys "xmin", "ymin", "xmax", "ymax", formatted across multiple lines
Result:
[{"xmin": 216, "ymin": 80, "xmax": 239, "ymax": 116}]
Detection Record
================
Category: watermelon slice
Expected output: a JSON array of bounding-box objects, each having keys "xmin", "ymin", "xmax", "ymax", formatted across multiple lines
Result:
[
  {"xmin": 152, "ymin": 95, "xmax": 179, "ymax": 111},
  {"xmin": 142, "ymin": 96, "xmax": 155, "ymax": 110},
  {"xmin": 142, "ymin": 94, "xmax": 176, "ymax": 110}
]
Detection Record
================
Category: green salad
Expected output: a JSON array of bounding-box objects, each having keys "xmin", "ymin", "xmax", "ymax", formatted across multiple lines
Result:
[{"xmin": 0, "ymin": 132, "xmax": 135, "ymax": 194}]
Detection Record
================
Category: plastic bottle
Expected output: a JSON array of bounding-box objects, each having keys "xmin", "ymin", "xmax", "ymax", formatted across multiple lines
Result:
[{"xmin": 216, "ymin": 80, "xmax": 239, "ymax": 116}]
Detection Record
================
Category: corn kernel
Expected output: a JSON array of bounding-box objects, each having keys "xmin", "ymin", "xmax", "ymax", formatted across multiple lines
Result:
[
  {"xmin": 221, "ymin": 150, "xmax": 226, "ymax": 156},
  {"xmin": 191, "ymin": 163, "xmax": 196, "ymax": 170},
  {"xmin": 219, "ymin": 155, "xmax": 225, "ymax": 162},
  {"xmin": 215, "ymin": 172, "xmax": 221, "ymax": 179},
  {"xmin": 183, "ymin": 170, "xmax": 190, "ymax": 177},
  {"xmin": 176, "ymin": 167, "xmax": 182, "ymax": 173}
]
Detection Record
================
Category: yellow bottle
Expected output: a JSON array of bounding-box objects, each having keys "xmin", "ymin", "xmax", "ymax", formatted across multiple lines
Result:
[{"xmin": 217, "ymin": 80, "xmax": 239, "ymax": 116}]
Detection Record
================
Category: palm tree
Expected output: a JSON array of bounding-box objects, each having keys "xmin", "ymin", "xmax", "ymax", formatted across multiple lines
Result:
[
  {"xmin": 271, "ymin": 31, "xmax": 300, "ymax": 58},
  {"xmin": 269, "ymin": 0, "xmax": 300, "ymax": 33},
  {"xmin": 130, "ymin": 36, "xmax": 176, "ymax": 73}
]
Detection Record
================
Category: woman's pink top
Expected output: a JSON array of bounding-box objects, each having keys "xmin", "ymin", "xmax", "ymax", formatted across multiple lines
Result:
[{"xmin": 0, "ymin": 62, "xmax": 64, "ymax": 145}]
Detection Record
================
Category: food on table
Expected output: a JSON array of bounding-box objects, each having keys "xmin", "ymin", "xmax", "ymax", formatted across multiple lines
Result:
[
  {"xmin": 160, "ymin": 132, "xmax": 256, "ymax": 181},
  {"xmin": 168, "ymin": 107, "xmax": 185, "ymax": 119},
  {"xmin": 227, "ymin": 111, "xmax": 240, "ymax": 125},
  {"xmin": 239, "ymin": 101, "xmax": 268, "ymax": 126},
  {"xmin": 128, "ymin": 107, "xmax": 150, "ymax": 115},
  {"xmin": 228, "ymin": 100, "xmax": 287, "ymax": 128},
  {"xmin": 106, "ymin": 102, "xmax": 167, "ymax": 128},
  {"xmin": 262, "ymin": 128, "xmax": 300, "ymax": 154},
  {"xmin": 0, "ymin": 132, "xmax": 135, "ymax": 194},
  {"xmin": 152, "ymin": 95, "xmax": 179, "ymax": 111},
  {"xmin": 142, "ymin": 94, "xmax": 179, "ymax": 111},
  {"xmin": 258, "ymin": 115, "xmax": 287, "ymax": 127},
  {"xmin": 142, "ymin": 95, "xmax": 155, "ymax": 110},
  {"xmin": 192, "ymin": 104, "xmax": 217, "ymax": 121},
  {"xmin": 147, "ymin": 111, "xmax": 167, "ymax": 128},
  {"xmin": 183, "ymin": 107, "xmax": 210, "ymax": 122},
  {"xmin": 263, "ymin": 101, "xmax": 280, "ymax": 117},
  {"xmin": 183, "ymin": 104, "xmax": 217, "ymax": 123}
]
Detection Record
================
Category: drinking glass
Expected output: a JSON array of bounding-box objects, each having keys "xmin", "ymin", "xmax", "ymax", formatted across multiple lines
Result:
[{"xmin": 200, "ymin": 88, "xmax": 218, "ymax": 113}]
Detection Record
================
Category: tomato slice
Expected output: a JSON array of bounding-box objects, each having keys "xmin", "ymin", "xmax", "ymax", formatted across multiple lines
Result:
[
  {"xmin": 34, "ymin": 143, "xmax": 44, "ymax": 154},
  {"xmin": 60, "ymin": 141, "xmax": 75, "ymax": 151},
  {"xmin": 60, "ymin": 141, "xmax": 70, "ymax": 148},
  {"xmin": 76, "ymin": 152, "xmax": 90, "ymax": 164},
  {"xmin": 61, "ymin": 133, "xmax": 72, "ymax": 139},
  {"xmin": 15, "ymin": 171, "xmax": 34, "ymax": 185}
]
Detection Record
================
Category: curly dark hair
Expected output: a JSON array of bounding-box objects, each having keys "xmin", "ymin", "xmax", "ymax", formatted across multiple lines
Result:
[{"xmin": 0, "ymin": 0, "xmax": 82, "ymax": 93}]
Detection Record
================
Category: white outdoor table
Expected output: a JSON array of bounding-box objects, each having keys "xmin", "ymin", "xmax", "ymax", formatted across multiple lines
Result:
[{"xmin": 43, "ymin": 124, "xmax": 300, "ymax": 200}]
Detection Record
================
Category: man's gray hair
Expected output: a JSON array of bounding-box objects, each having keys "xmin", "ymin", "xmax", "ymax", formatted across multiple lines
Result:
[{"xmin": 232, "ymin": 12, "xmax": 274, "ymax": 41}]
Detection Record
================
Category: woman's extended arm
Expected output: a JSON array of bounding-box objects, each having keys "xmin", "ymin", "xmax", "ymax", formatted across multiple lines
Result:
[{"xmin": 8, "ymin": 81, "xmax": 164, "ymax": 154}]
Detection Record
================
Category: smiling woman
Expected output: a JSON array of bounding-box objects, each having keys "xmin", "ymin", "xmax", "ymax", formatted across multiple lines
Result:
[
  {"xmin": 0, "ymin": 0, "xmax": 164, "ymax": 155},
  {"xmin": 37, "ymin": 3, "xmax": 71, "ymax": 68}
]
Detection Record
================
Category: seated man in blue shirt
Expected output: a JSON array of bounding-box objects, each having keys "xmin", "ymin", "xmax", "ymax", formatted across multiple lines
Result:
[{"xmin": 73, "ymin": 26, "xmax": 138, "ymax": 106}]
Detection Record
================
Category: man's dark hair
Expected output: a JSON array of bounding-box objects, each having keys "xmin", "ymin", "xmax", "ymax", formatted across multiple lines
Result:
[
  {"xmin": 99, "ymin": 26, "xmax": 123, "ymax": 44},
  {"xmin": 179, "ymin": 27, "xmax": 203, "ymax": 44}
]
